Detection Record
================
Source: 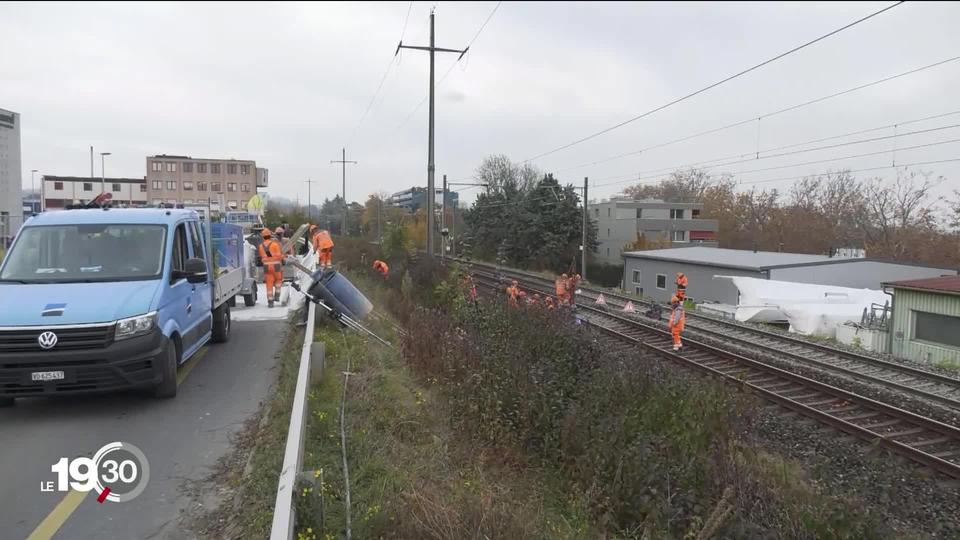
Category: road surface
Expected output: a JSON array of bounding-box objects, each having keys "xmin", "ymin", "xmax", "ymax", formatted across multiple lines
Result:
[{"xmin": 0, "ymin": 318, "xmax": 286, "ymax": 539}]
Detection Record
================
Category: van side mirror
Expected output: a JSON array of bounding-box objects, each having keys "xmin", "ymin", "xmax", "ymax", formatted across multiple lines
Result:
[{"xmin": 173, "ymin": 258, "xmax": 208, "ymax": 284}]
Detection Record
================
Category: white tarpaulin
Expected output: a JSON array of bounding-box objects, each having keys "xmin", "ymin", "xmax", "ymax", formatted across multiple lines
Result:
[{"xmin": 715, "ymin": 276, "xmax": 888, "ymax": 338}]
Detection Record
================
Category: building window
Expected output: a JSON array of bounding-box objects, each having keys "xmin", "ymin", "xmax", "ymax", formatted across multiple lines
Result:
[
  {"xmin": 211, "ymin": 163, "xmax": 220, "ymax": 174},
  {"xmin": 183, "ymin": 181, "xmax": 194, "ymax": 191},
  {"xmin": 212, "ymin": 182, "xmax": 222, "ymax": 192},
  {"xmin": 112, "ymin": 183, "xmax": 121, "ymax": 192},
  {"xmin": 183, "ymin": 162, "xmax": 193, "ymax": 173},
  {"xmin": 227, "ymin": 164, "xmax": 237, "ymax": 174},
  {"xmin": 913, "ymin": 311, "xmax": 960, "ymax": 349},
  {"xmin": 54, "ymin": 181, "xmax": 63, "ymax": 190},
  {"xmin": 692, "ymin": 209, "xmax": 701, "ymax": 218},
  {"xmin": 198, "ymin": 163, "xmax": 207, "ymax": 173},
  {"xmin": 607, "ymin": 228, "xmax": 611, "ymax": 237},
  {"xmin": 198, "ymin": 182, "xmax": 207, "ymax": 192},
  {"xmin": 632, "ymin": 270, "xmax": 641, "ymax": 284},
  {"xmin": 227, "ymin": 183, "xmax": 237, "ymax": 192},
  {"xmin": 166, "ymin": 181, "xmax": 177, "ymax": 190},
  {"xmin": 595, "ymin": 208, "xmax": 599, "ymax": 217},
  {"xmin": 240, "ymin": 164, "xmax": 250, "ymax": 175},
  {"xmin": 152, "ymin": 180, "xmax": 162, "ymax": 190},
  {"xmin": 635, "ymin": 286, "xmax": 642, "ymax": 296},
  {"xmin": 241, "ymin": 183, "xmax": 250, "ymax": 192},
  {"xmin": 672, "ymin": 230, "xmax": 686, "ymax": 242},
  {"xmin": 637, "ymin": 208, "xmax": 642, "ymax": 219},
  {"xmin": 166, "ymin": 162, "xmax": 176, "ymax": 172},
  {"xmin": 151, "ymin": 161, "xmax": 162, "ymax": 172},
  {"xmin": 83, "ymin": 183, "xmax": 92, "ymax": 191},
  {"xmin": 606, "ymin": 247, "xmax": 610, "ymax": 257},
  {"xmin": 670, "ymin": 209, "xmax": 685, "ymax": 219},
  {"xmin": 607, "ymin": 208, "xmax": 611, "ymax": 217},
  {"xmin": 140, "ymin": 184, "xmax": 147, "ymax": 192},
  {"xmin": 656, "ymin": 274, "xmax": 666, "ymax": 289}
]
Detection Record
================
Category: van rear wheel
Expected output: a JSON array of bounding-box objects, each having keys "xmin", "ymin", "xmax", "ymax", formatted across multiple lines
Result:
[
  {"xmin": 154, "ymin": 338, "xmax": 179, "ymax": 399},
  {"xmin": 212, "ymin": 303, "xmax": 231, "ymax": 343}
]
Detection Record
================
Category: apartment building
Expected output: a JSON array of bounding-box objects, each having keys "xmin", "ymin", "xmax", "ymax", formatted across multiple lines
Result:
[
  {"xmin": 0, "ymin": 108, "xmax": 22, "ymax": 242},
  {"xmin": 41, "ymin": 175, "xmax": 147, "ymax": 209},
  {"xmin": 145, "ymin": 155, "xmax": 267, "ymax": 210},
  {"xmin": 590, "ymin": 198, "xmax": 719, "ymax": 265}
]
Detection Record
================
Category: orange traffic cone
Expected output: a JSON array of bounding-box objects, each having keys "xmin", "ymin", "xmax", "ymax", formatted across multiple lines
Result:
[
  {"xmin": 622, "ymin": 301, "xmax": 636, "ymax": 313},
  {"xmin": 595, "ymin": 293, "xmax": 607, "ymax": 306}
]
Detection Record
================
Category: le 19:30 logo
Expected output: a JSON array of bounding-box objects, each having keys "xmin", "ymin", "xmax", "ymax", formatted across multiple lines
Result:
[{"xmin": 43, "ymin": 441, "xmax": 150, "ymax": 503}]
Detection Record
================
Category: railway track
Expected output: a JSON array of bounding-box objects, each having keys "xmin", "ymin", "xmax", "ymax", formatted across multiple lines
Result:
[
  {"xmin": 460, "ymin": 259, "xmax": 960, "ymax": 413},
  {"xmin": 468, "ymin": 270, "xmax": 960, "ymax": 480}
]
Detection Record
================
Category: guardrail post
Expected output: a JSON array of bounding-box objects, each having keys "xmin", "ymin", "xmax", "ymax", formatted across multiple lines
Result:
[{"xmin": 311, "ymin": 342, "xmax": 325, "ymax": 384}]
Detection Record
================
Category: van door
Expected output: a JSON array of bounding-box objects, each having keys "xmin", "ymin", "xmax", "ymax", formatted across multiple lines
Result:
[
  {"xmin": 168, "ymin": 222, "xmax": 198, "ymax": 359},
  {"xmin": 185, "ymin": 220, "xmax": 213, "ymax": 354}
]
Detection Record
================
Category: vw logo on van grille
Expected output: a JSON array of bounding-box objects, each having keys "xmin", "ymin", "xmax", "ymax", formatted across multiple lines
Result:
[{"xmin": 38, "ymin": 331, "xmax": 59, "ymax": 350}]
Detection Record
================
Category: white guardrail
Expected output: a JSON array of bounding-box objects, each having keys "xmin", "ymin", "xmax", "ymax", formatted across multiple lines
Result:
[{"xmin": 270, "ymin": 253, "xmax": 318, "ymax": 540}]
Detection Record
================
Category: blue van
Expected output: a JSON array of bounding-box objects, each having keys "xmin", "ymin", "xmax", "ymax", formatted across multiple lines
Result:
[{"xmin": 0, "ymin": 208, "xmax": 246, "ymax": 403}]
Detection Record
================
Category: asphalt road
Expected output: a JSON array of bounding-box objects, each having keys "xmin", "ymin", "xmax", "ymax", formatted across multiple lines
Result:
[{"xmin": 0, "ymin": 320, "xmax": 286, "ymax": 539}]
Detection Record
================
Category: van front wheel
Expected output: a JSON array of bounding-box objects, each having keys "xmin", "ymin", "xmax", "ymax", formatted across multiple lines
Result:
[{"xmin": 154, "ymin": 338, "xmax": 179, "ymax": 399}]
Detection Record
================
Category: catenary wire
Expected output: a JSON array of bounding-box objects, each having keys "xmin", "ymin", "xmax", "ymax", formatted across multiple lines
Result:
[{"xmin": 521, "ymin": 1, "xmax": 906, "ymax": 164}]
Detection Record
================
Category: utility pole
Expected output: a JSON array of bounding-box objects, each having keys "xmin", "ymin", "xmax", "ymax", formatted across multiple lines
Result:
[
  {"xmin": 582, "ymin": 177, "xmax": 588, "ymax": 281},
  {"xmin": 397, "ymin": 9, "xmax": 468, "ymax": 258},
  {"xmin": 90, "ymin": 146, "xmax": 94, "ymax": 180},
  {"xmin": 330, "ymin": 148, "xmax": 356, "ymax": 236},
  {"xmin": 100, "ymin": 152, "xmax": 111, "ymax": 196},
  {"xmin": 305, "ymin": 178, "xmax": 315, "ymax": 223},
  {"xmin": 378, "ymin": 196, "xmax": 383, "ymax": 245}
]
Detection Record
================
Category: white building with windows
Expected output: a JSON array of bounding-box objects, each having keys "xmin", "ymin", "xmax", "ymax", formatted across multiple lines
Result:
[
  {"xmin": 41, "ymin": 176, "xmax": 147, "ymax": 209},
  {"xmin": 0, "ymin": 108, "xmax": 23, "ymax": 243}
]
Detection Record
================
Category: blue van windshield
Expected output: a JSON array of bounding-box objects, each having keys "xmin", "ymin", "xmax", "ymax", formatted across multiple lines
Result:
[{"xmin": 0, "ymin": 224, "xmax": 167, "ymax": 283}]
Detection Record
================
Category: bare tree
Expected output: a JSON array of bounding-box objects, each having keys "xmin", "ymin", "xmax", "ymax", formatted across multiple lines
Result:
[{"xmin": 856, "ymin": 168, "xmax": 942, "ymax": 260}]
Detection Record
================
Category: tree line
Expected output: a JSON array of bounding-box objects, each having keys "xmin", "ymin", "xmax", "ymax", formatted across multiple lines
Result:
[{"xmin": 624, "ymin": 167, "xmax": 960, "ymax": 268}]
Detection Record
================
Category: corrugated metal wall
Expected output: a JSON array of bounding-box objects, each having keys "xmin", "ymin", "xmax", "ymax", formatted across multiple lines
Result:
[
  {"xmin": 622, "ymin": 257, "xmax": 762, "ymax": 304},
  {"xmin": 890, "ymin": 289, "xmax": 960, "ymax": 365}
]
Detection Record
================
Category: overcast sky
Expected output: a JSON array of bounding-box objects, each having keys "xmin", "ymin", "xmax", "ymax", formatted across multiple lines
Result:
[{"xmin": 4, "ymin": 1, "xmax": 959, "ymax": 208}]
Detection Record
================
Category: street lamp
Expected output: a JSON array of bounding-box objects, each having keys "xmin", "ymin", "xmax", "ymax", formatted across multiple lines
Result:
[
  {"xmin": 30, "ymin": 169, "xmax": 38, "ymax": 212},
  {"xmin": 100, "ymin": 152, "xmax": 111, "ymax": 196}
]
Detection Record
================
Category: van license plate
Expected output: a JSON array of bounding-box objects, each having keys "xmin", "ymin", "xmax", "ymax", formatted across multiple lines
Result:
[{"xmin": 31, "ymin": 371, "xmax": 65, "ymax": 381}]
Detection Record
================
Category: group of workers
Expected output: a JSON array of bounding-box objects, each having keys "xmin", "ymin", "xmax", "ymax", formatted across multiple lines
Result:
[{"xmin": 505, "ymin": 277, "xmax": 573, "ymax": 311}]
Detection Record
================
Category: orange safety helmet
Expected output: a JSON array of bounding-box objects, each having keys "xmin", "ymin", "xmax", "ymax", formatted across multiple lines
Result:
[
  {"xmin": 511, "ymin": 280, "xmax": 518, "ymax": 286},
  {"xmin": 677, "ymin": 272, "xmax": 685, "ymax": 278},
  {"xmin": 261, "ymin": 228, "xmax": 272, "ymax": 239}
]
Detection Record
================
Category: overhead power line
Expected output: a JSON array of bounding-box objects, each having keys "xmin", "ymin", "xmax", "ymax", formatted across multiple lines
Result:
[
  {"xmin": 345, "ymin": 1, "xmax": 415, "ymax": 149},
  {"xmin": 554, "ymin": 57, "xmax": 960, "ymax": 173},
  {"xmin": 469, "ymin": 154, "xmax": 960, "ymax": 211},
  {"xmin": 393, "ymin": 1, "xmax": 502, "ymax": 132},
  {"xmin": 589, "ymin": 136, "xmax": 960, "ymax": 191},
  {"xmin": 582, "ymin": 118, "xmax": 960, "ymax": 188},
  {"xmin": 521, "ymin": 1, "xmax": 906, "ymax": 164}
]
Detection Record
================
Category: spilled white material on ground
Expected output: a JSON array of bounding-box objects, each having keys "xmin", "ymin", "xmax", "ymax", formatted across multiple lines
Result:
[
  {"xmin": 232, "ymin": 251, "xmax": 315, "ymax": 322},
  {"xmin": 716, "ymin": 276, "xmax": 888, "ymax": 337}
]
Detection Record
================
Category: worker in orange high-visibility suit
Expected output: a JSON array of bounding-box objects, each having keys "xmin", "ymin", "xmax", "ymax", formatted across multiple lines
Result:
[
  {"xmin": 372, "ymin": 259, "xmax": 389, "ymax": 279},
  {"xmin": 556, "ymin": 274, "xmax": 569, "ymax": 305},
  {"xmin": 313, "ymin": 229, "xmax": 334, "ymax": 268},
  {"xmin": 675, "ymin": 272, "xmax": 688, "ymax": 300},
  {"xmin": 567, "ymin": 274, "xmax": 581, "ymax": 306},
  {"xmin": 258, "ymin": 228, "xmax": 284, "ymax": 308},
  {"xmin": 506, "ymin": 280, "xmax": 520, "ymax": 308},
  {"xmin": 668, "ymin": 295, "xmax": 685, "ymax": 351}
]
